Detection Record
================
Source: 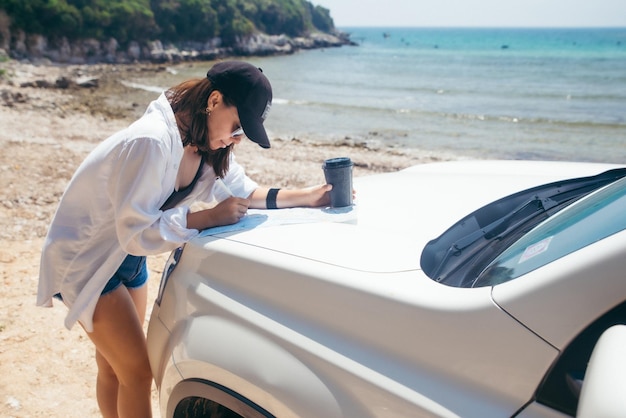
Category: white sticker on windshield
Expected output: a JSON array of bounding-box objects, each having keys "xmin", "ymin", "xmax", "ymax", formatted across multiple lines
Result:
[{"xmin": 519, "ymin": 236, "xmax": 554, "ymax": 264}]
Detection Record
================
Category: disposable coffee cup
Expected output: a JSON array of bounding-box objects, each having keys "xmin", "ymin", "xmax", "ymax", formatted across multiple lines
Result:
[{"xmin": 322, "ymin": 157, "xmax": 353, "ymax": 208}]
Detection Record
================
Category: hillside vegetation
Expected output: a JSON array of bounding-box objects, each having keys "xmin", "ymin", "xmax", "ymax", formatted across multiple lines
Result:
[{"xmin": 0, "ymin": 0, "xmax": 336, "ymax": 47}]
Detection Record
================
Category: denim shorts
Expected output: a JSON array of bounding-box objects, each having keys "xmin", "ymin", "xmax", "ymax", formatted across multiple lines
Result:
[
  {"xmin": 101, "ymin": 254, "xmax": 148, "ymax": 295},
  {"xmin": 54, "ymin": 254, "xmax": 148, "ymax": 302}
]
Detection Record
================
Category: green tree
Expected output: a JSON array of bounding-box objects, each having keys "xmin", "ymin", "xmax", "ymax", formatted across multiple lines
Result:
[
  {"xmin": 310, "ymin": 4, "xmax": 333, "ymax": 32},
  {"xmin": 151, "ymin": 0, "xmax": 218, "ymax": 42},
  {"xmin": 255, "ymin": 0, "xmax": 310, "ymax": 37},
  {"xmin": 77, "ymin": 0, "xmax": 156, "ymax": 42},
  {"xmin": 211, "ymin": 0, "xmax": 254, "ymax": 45},
  {"xmin": 106, "ymin": 0, "xmax": 156, "ymax": 43},
  {"xmin": 0, "ymin": 0, "xmax": 336, "ymax": 46}
]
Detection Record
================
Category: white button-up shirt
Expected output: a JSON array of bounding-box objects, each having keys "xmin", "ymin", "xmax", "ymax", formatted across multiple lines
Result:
[{"xmin": 37, "ymin": 93, "xmax": 258, "ymax": 331}]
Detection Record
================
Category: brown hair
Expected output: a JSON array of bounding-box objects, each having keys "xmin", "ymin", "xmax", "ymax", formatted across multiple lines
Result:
[{"xmin": 166, "ymin": 78, "xmax": 236, "ymax": 177}]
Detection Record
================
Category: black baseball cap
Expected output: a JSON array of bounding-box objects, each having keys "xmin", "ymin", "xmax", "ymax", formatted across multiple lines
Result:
[{"xmin": 206, "ymin": 61, "xmax": 273, "ymax": 148}]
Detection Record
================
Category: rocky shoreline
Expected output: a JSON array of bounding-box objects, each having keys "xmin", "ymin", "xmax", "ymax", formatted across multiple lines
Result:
[{"xmin": 2, "ymin": 29, "xmax": 355, "ymax": 65}]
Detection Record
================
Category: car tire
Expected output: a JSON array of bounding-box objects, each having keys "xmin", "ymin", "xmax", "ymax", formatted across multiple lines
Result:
[{"xmin": 173, "ymin": 397, "xmax": 241, "ymax": 418}]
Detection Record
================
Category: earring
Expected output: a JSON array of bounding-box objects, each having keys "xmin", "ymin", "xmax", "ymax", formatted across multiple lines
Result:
[{"xmin": 205, "ymin": 107, "xmax": 211, "ymax": 116}]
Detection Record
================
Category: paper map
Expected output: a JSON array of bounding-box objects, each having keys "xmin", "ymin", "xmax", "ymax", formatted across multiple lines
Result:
[{"xmin": 199, "ymin": 205, "xmax": 357, "ymax": 237}]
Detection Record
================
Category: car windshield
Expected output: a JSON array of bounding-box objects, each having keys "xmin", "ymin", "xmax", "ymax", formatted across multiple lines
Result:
[
  {"xmin": 471, "ymin": 177, "xmax": 626, "ymax": 287},
  {"xmin": 421, "ymin": 168, "xmax": 626, "ymax": 288}
]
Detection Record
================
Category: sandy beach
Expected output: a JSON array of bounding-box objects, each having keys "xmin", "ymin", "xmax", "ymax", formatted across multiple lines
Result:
[{"xmin": 0, "ymin": 60, "xmax": 447, "ymax": 417}]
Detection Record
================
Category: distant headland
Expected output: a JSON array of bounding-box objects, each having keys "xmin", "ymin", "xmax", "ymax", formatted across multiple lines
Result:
[{"xmin": 0, "ymin": 0, "xmax": 356, "ymax": 64}]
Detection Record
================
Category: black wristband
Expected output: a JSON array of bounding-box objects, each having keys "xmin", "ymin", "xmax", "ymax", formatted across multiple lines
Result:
[{"xmin": 266, "ymin": 188, "xmax": 280, "ymax": 209}]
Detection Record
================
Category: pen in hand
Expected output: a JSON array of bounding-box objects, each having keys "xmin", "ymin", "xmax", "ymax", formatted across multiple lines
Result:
[{"xmin": 213, "ymin": 178, "xmax": 249, "ymax": 224}]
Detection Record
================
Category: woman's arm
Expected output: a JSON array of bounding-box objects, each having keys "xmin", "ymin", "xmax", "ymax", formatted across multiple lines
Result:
[
  {"xmin": 248, "ymin": 185, "xmax": 332, "ymax": 209},
  {"xmin": 186, "ymin": 197, "xmax": 250, "ymax": 230}
]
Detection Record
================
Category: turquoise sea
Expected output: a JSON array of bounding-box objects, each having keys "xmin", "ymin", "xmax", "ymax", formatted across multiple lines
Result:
[{"xmin": 131, "ymin": 27, "xmax": 626, "ymax": 163}]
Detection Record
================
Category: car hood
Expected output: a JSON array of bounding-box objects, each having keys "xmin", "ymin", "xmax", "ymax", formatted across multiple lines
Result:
[{"xmin": 207, "ymin": 160, "xmax": 621, "ymax": 273}]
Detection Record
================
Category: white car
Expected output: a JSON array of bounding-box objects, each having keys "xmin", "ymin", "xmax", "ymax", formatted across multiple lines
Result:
[{"xmin": 147, "ymin": 160, "xmax": 626, "ymax": 418}]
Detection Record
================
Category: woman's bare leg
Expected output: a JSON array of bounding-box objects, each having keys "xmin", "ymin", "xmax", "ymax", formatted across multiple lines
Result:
[
  {"xmin": 87, "ymin": 284, "xmax": 152, "ymax": 418},
  {"xmin": 95, "ymin": 349, "xmax": 119, "ymax": 418}
]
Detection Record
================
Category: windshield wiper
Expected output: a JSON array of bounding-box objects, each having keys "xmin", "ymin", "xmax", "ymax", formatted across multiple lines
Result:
[
  {"xmin": 431, "ymin": 196, "xmax": 557, "ymax": 282},
  {"xmin": 422, "ymin": 168, "xmax": 626, "ymax": 286}
]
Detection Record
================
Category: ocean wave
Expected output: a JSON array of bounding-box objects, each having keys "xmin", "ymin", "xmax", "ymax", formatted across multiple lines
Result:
[
  {"xmin": 272, "ymin": 98, "xmax": 290, "ymax": 105},
  {"xmin": 119, "ymin": 80, "xmax": 166, "ymax": 93}
]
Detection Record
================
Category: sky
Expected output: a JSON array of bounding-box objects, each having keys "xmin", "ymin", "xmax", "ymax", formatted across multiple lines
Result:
[{"xmin": 312, "ymin": 0, "xmax": 626, "ymax": 28}]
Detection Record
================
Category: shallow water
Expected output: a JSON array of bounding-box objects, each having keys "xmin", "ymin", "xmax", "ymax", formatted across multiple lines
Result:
[{"xmin": 124, "ymin": 27, "xmax": 626, "ymax": 163}]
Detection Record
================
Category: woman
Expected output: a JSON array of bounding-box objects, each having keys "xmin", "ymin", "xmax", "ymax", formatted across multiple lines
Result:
[{"xmin": 37, "ymin": 61, "xmax": 331, "ymax": 418}]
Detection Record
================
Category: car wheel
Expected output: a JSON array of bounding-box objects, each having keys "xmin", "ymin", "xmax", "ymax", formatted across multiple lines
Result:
[{"xmin": 173, "ymin": 397, "xmax": 242, "ymax": 418}]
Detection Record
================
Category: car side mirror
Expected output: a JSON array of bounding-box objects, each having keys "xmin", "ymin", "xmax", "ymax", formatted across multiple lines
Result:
[{"xmin": 577, "ymin": 325, "xmax": 626, "ymax": 417}]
